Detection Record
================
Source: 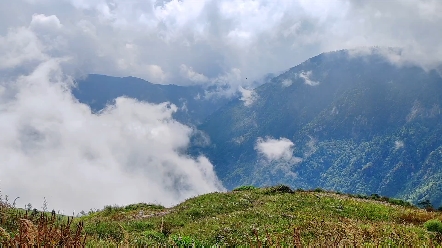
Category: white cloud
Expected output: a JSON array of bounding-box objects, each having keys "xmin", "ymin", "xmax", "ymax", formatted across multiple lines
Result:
[
  {"xmin": 145, "ymin": 64, "xmax": 168, "ymax": 83},
  {"xmin": 239, "ymin": 86, "xmax": 258, "ymax": 106},
  {"xmin": 255, "ymin": 137, "xmax": 295, "ymax": 161},
  {"xmin": 0, "ymin": 27, "xmax": 47, "ymax": 69},
  {"xmin": 298, "ymin": 70, "xmax": 319, "ymax": 86},
  {"xmin": 0, "ymin": 58, "xmax": 224, "ymax": 213},
  {"xmin": 281, "ymin": 79, "xmax": 293, "ymax": 87},
  {"xmin": 1, "ymin": 0, "xmax": 441, "ymax": 92},
  {"xmin": 180, "ymin": 64, "xmax": 209, "ymax": 83},
  {"xmin": 394, "ymin": 140, "xmax": 404, "ymax": 150},
  {"xmin": 30, "ymin": 14, "xmax": 62, "ymax": 31},
  {"xmin": 255, "ymin": 137, "xmax": 302, "ymax": 180}
]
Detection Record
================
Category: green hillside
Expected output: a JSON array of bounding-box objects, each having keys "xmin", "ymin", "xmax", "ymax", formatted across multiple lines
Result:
[{"xmin": 4, "ymin": 186, "xmax": 442, "ymax": 246}]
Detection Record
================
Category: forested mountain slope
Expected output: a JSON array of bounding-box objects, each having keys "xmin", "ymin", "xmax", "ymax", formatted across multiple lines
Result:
[{"xmin": 193, "ymin": 49, "xmax": 442, "ymax": 206}]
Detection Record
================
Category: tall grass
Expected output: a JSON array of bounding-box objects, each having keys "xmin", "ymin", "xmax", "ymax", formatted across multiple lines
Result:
[{"xmin": 0, "ymin": 191, "xmax": 86, "ymax": 247}]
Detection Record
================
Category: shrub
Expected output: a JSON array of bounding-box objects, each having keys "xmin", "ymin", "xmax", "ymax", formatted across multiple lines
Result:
[
  {"xmin": 125, "ymin": 221, "xmax": 154, "ymax": 232},
  {"xmin": 387, "ymin": 198, "xmax": 412, "ymax": 207},
  {"xmin": 313, "ymin": 188, "xmax": 325, "ymax": 193},
  {"xmin": 0, "ymin": 227, "xmax": 10, "ymax": 244},
  {"xmin": 399, "ymin": 210, "xmax": 434, "ymax": 224},
  {"xmin": 85, "ymin": 221, "xmax": 124, "ymax": 242},
  {"xmin": 424, "ymin": 219, "xmax": 442, "ymax": 233},
  {"xmin": 370, "ymin": 194, "xmax": 381, "ymax": 200},
  {"xmin": 356, "ymin": 194, "xmax": 368, "ymax": 199},
  {"xmin": 142, "ymin": 230, "xmax": 165, "ymax": 241},
  {"xmin": 101, "ymin": 205, "xmax": 124, "ymax": 216},
  {"xmin": 265, "ymin": 185, "xmax": 293, "ymax": 194},
  {"xmin": 131, "ymin": 230, "xmax": 166, "ymax": 245},
  {"xmin": 171, "ymin": 235, "xmax": 200, "ymax": 246},
  {"xmin": 124, "ymin": 203, "xmax": 165, "ymax": 211},
  {"xmin": 233, "ymin": 186, "xmax": 257, "ymax": 191},
  {"xmin": 418, "ymin": 200, "xmax": 434, "ymax": 211}
]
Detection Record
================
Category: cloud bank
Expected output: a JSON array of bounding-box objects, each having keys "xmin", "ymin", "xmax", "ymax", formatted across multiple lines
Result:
[
  {"xmin": 0, "ymin": 59, "xmax": 224, "ymax": 213},
  {"xmin": 1, "ymin": 0, "xmax": 441, "ymax": 90}
]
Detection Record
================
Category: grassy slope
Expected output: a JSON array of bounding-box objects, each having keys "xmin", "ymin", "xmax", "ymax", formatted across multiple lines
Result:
[{"xmin": 80, "ymin": 187, "xmax": 442, "ymax": 246}]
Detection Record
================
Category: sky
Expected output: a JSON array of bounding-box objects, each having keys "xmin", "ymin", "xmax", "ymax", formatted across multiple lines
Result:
[
  {"xmin": 0, "ymin": 0, "xmax": 442, "ymax": 213},
  {"xmin": 1, "ymin": 0, "xmax": 442, "ymax": 86}
]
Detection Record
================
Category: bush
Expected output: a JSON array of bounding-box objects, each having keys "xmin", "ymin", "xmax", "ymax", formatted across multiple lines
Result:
[
  {"xmin": 313, "ymin": 188, "xmax": 325, "ymax": 193},
  {"xmin": 171, "ymin": 235, "xmax": 200, "ymax": 246},
  {"xmin": 424, "ymin": 219, "xmax": 442, "ymax": 233},
  {"xmin": 143, "ymin": 230, "xmax": 165, "ymax": 240},
  {"xmin": 399, "ymin": 210, "xmax": 434, "ymax": 224},
  {"xmin": 356, "ymin": 194, "xmax": 368, "ymax": 199},
  {"xmin": 265, "ymin": 185, "xmax": 293, "ymax": 194},
  {"xmin": 101, "ymin": 205, "xmax": 124, "ymax": 216},
  {"xmin": 85, "ymin": 222, "xmax": 124, "ymax": 242},
  {"xmin": 233, "ymin": 186, "xmax": 257, "ymax": 191},
  {"xmin": 125, "ymin": 221, "xmax": 154, "ymax": 232},
  {"xmin": 387, "ymin": 198, "xmax": 412, "ymax": 207},
  {"xmin": 418, "ymin": 200, "xmax": 434, "ymax": 211},
  {"xmin": 370, "ymin": 194, "xmax": 381, "ymax": 200},
  {"xmin": 124, "ymin": 203, "xmax": 164, "ymax": 211}
]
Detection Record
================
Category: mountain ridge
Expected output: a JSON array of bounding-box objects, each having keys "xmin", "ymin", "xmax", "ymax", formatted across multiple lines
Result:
[
  {"xmin": 72, "ymin": 74, "xmax": 230, "ymax": 126},
  {"xmin": 192, "ymin": 49, "xmax": 442, "ymax": 206}
]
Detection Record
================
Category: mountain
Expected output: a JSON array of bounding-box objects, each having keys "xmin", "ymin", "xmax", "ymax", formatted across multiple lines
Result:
[
  {"xmin": 72, "ymin": 74, "xmax": 229, "ymax": 126},
  {"xmin": 193, "ymin": 48, "xmax": 442, "ymax": 206}
]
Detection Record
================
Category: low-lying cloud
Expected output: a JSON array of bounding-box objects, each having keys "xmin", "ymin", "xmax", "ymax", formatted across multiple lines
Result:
[
  {"xmin": 0, "ymin": 59, "xmax": 224, "ymax": 213},
  {"xmin": 298, "ymin": 71, "xmax": 319, "ymax": 86},
  {"xmin": 281, "ymin": 79, "xmax": 293, "ymax": 87},
  {"xmin": 255, "ymin": 137, "xmax": 295, "ymax": 162},
  {"xmin": 255, "ymin": 137, "xmax": 301, "ymax": 180},
  {"xmin": 239, "ymin": 86, "xmax": 258, "ymax": 106}
]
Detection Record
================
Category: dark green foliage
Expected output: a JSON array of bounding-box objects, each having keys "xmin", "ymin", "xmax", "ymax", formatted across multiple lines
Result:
[
  {"xmin": 418, "ymin": 199, "xmax": 434, "ymax": 210},
  {"xmin": 142, "ymin": 230, "xmax": 165, "ymax": 240},
  {"xmin": 313, "ymin": 188, "xmax": 325, "ymax": 193},
  {"xmin": 124, "ymin": 203, "xmax": 165, "ymax": 211},
  {"xmin": 85, "ymin": 221, "xmax": 124, "ymax": 242},
  {"xmin": 370, "ymin": 194, "xmax": 381, "ymax": 200},
  {"xmin": 101, "ymin": 205, "xmax": 124, "ymax": 216},
  {"xmin": 264, "ymin": 185, "xmax": 293, "ymax": 194},
  {"xmin": 131, "ymin": 230, "xmax": 166, "ymax": 246},
  {"xmin": 171, "ymin": 235, "xmax": 201, "ymax": 246},
  {"xmin": 356, "ymin": 194, "xmax": 367, "ymax": 199},
  {"xmin": 387, "ymin": 198, "xmax": 412, "ymax": 207},
  {"xmin": 125, "ymin": 221, "xmax": 154, "ymax": 232},
  {"xmin": 233, "ymin": 185, "xmax": 257, "ymax": 191},
  {"xmin": 424, "ymin": 219, "xmax": 442, "ymax": 233}
]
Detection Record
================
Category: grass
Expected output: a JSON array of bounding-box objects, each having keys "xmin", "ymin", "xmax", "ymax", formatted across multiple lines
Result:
[
  {"xmin": 3, "ymin": 186, "xmax": 442, "ymax": 246},
  {"xmin": 0, "ymin": 195, "xmax": 86, "ymax": 246}
]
